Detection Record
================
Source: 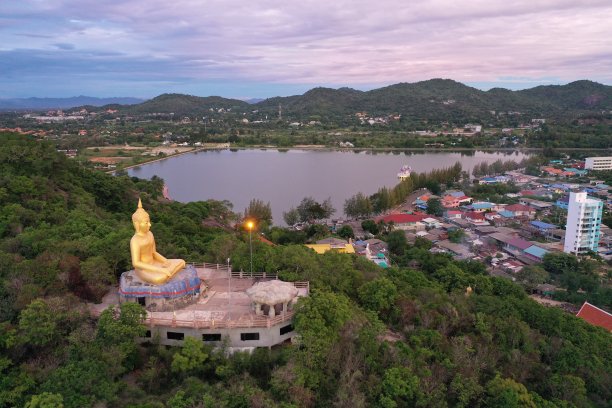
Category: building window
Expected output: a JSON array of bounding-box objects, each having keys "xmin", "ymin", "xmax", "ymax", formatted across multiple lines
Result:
[
  {"xmin": 202, "ymin": 333, "xmax": 222, "ymax": 342},
  {"xmin": 137, "ymin": 297, "xmax": 146, "ymax": 306},
  {"xmin": 145, "ymin": 330, "xmax": 151, "ymax": 338},
  {"xmin": 167, "ymin": 331, "xmax": 184, "ymax": 340},
  {"xmin": 280, "ymin": 324, "xmax": 294, "ymax": 335},
  {"xmin": 241, "ymin": 332, "xmax": 260, "ymax": 341}
]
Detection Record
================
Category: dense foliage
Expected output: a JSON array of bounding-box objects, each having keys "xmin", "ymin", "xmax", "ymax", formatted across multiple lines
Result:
[{"xmin": 0, "ymin": 133, "xmax": 610, "ymax": 408}]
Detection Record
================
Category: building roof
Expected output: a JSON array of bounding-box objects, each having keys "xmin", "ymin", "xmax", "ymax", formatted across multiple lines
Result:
[
  {"xmin": 465, "ymin": 211, "xmax": 485, "ymax": 220},
  {"xmin": 488, "ymin": 232, "xmax": 516, "ymax": 245},
  {"xmin": 378, "ymin": 213, "xmax": 427, "ymax": 224},
  {"xmin": 471, "ymin": 202, "xmax": 493, "ymax": 209},
  {"xmin": 506, "ymin": 204, "xmax": 535, "ymax": 212},
  {"xmin": 556, "ymin": 195, "xmax": 569, "ymax": 203},
  {"xmin": 316, "ymin": 237, "xmax": 349, "ymax": 246},
  {"xmin": 507, "ymin": 237, "xmax": 533, "ymax": 250},
  {"xmin": 449, "ymin": 191, "xmax": 466, "ymax": 197},
  {"xmin": 530, "ymin": 220, "xmax": 556, "ymax": 230},
  {"xmin": 498, "ymin": 210, "xmax": 515, "ymax": 218},
  {"xmin": 576, "ymin": 302, "xmax": 612, "ymax": 331},
  {"xmin": 475, "ymin": 226, "xmax": 499, "ymax": 234},
  {"xmin": 436, "ymin": 240, "xmax": 473, "ymax": 257},
  {"xmin": 524, "ymin": 245, "xmax": 548, "ymax": 259},
  {"xmin": 305, "ymin": 243, "xmax": 355, "ymax": 254}
]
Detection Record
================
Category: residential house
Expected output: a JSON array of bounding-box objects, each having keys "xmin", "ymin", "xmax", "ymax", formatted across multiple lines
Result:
[
  {"xmin": 306, "ymin": 238, "xmax": 355, "ymax": 254},
  {"xmin": 529, "ymin": 220, "xmax": 557, "ymax": 236},
  {"xmin": 377, "ymin": 213, "xmax": 427, "ymax": 231},
  {"xmin": 519, "ymin": 198, "xmax": 553, "ymax": 211},
  {"xmin": 541, "ymin": 167, "xmax": 563, "ymax": 176},
  {"xmin": 523, "ymin": 245, "xmax": 549, "ymax": 262},
  {"xmin": 421, "ymin": 217, "xmax": 442, "ymax": 229},
  {"xmin": 441, "ymin": 193, "xmax": 472, "ymax": 208},
  {"xmin": 353, "ymin": 239, "xmax": 389, "ymax": 268},
  {"xmin": 504, "ymin": 204, "xmax": 536, "ymax": 219},
  {"xmin": 467, "ymin": 202, "xmax": 494, "ymax": 212},
  {"xmin": 555, "ymin": 195, "xmax": 569, "ymax": 210},
  {"xmin": 435, "ymin": 240, "xmax": 474, "ymax": 260},
  {"xmin": 443, "ymin": 210, "xmax": 463, "ymax": 220},
  {"xmin": 465, "ymin": 211, "xmax": 489, "ymax": 225}
]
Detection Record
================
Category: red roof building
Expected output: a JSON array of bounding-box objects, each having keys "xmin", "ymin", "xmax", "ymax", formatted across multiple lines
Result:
[
  {"xmin": 378, "ymin": 213, "xmax": 427, "ymax": 225},
  {"xmin": 576, "ymin": 302, "xmax": 612, "ymax": 331},
  {"xmin": 465, "ymin": 211, "xmax": 485, "ymax": 221}
]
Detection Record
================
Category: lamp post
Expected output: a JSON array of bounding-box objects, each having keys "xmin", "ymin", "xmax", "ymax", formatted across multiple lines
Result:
[
  {"xmin": 227, "ymin": 257, "xmax": 231, "ymax": 310},
  {"xmin": 246, "ymin": 220, "xmax": 254, "ymax": 276}
]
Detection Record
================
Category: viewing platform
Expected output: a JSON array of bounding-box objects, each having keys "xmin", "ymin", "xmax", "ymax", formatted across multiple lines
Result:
[{"xmin": 91, "ymin": 263, "xmax": 309, "ymax": 350}]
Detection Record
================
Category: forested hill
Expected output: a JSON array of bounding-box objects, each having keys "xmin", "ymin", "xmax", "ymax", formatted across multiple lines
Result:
[
  {"xmin": 94, "ymin": 79, "xmax": 612, "ymax": 122},
  {"xmin": 1, "ymin": 132, "xmax": 611, "ymax": 407},
  {"xmin": 127, "ymin": 93, "xmax": 250, "ymax": 116}
]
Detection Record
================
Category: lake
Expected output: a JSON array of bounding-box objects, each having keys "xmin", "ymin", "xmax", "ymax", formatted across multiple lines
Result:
[{"xmin": 128, "ymin": 149, "xmax": 531, "ymax": 224}]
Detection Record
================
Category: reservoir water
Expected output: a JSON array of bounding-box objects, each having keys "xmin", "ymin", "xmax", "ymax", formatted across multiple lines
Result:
[{"xmin": 128, "ymin": 149, "xmax": 530, "ymax": 224}]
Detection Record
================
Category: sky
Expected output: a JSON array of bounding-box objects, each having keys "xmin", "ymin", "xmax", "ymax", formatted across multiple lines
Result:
[{"xmin": 1, "ymin": 0, "xmax": 611, "ymax": 99}]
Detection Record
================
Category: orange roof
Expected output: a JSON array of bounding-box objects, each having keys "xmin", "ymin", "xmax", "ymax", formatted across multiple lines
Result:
[
  {"xmin": 257, "ymin": 236, "xmax": 276, "ymax": 246},
  {"xmin": 576, "ymin": 302, "xmax": 612, "ymax": 331}
]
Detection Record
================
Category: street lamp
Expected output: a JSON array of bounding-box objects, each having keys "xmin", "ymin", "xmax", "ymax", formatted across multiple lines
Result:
[{"xmin": 246, "ymin": 220, "xmax": 254, "ymax": 276}]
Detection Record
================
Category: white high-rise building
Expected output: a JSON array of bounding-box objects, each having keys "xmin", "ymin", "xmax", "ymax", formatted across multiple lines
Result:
[
  {"xmin": 564, "ymin": 192, "xmax": 603, "ymax": 255},
  {"xmin": 584, "ymin": 156, "xmax": 612, "ymax": 171}
]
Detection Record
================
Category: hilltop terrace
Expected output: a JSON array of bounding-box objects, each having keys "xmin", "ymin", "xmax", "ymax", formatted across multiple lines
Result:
[{"xmin": 91, "ymin": 264, "xmax": 309, "ymax": 349}]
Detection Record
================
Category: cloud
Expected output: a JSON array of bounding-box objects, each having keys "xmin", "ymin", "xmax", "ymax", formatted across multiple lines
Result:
[
  {"xmin": 1, "ymin": 0, "xmax": 611, "ymax": 96},
  {"xmin": 53, "ymin": 43, "xmax": 74, "ymax": 50}
]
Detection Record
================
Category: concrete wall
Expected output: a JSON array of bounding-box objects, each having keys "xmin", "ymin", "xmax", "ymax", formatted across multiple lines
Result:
[{"xmin": 144, "ymin": 320, "xmax": 296, "ymax": 349}]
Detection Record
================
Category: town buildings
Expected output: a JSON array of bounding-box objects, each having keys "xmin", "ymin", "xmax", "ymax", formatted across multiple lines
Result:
[{"xmin": 564, "ymin": 192, "xmax": 603, "ymax": 255}]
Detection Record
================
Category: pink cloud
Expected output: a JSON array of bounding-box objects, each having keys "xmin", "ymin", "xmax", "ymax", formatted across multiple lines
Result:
[{"xmin": 3, "ymin": 0, "xmax": 612, "ymax": 92}]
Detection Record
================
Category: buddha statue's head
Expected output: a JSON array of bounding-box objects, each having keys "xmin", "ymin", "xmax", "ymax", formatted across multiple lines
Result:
[{"xmin": 132, "ymin": 198, "xmax": 151, "ymax": 234}]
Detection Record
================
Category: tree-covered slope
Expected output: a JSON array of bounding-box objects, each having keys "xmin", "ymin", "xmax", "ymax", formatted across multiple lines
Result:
[
  {"xmin": 0, "ymin": 133, "xmax": 610, "ymax": 408},
  {"xmin": 127, "ymin": 93, "xmax": 250, "ymax": 116}
]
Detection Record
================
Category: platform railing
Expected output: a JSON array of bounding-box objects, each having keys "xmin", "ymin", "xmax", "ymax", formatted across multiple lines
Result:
[{"xmin": 145, "ymin": 309, "xmax": 296, "ymax": 329}]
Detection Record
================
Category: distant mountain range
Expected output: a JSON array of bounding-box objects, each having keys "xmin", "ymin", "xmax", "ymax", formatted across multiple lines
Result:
[
  {"xmin": 4, "ymin": 79, "xmax": 611, "ymax": 122},
  {"xmin": 0, "ymin": 96, "xmax": 144, "ymax": 110}
]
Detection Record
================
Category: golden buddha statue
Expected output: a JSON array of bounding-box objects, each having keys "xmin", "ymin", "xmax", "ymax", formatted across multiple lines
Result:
[{"xmin": 130, "ymin": 199, "xmax": 185, "ymax": 284}]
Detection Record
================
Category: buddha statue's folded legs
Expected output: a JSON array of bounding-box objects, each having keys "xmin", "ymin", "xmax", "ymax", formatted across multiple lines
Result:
[{"xmin": 135, "ymin": 259, "xmax": 186, "ymax": 285}]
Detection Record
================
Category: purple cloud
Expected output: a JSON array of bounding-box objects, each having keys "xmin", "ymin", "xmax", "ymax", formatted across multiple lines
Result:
[{"xmin": 1, "ymin": 0, "xmax": 611, "ymax": 97}]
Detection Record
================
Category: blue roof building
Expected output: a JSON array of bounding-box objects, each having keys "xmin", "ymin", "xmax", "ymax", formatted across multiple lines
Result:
[
  {"xmin": 555, "ymin": 195, "xmax": 569, "ymax": 210},
  {"xmin": 530, "ymin": 220, "xmax": 556, "ymax": 231},
  {"xmin": 450, "ymin": 191, "xmax": 466, "ymax": 197},
  {"xmin": 499, "ymin": 210, "xmax": 515, "ymax": 218},
  {"xmin": 470, "ymin": 202, "xmax": 494, "ymax": 210},
  {"xmin": 524, "ymin": 245, "xmax": 548, "ymax": 260}
]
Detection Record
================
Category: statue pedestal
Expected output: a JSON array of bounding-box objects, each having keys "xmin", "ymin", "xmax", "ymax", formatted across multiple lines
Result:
[{"xmin": 119, "ymin": 265, "xmax": 202, "ymax": 311}]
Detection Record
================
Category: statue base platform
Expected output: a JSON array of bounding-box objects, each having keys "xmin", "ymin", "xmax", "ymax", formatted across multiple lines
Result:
[{"xmin": 118, "ymin": 265, "xmax": 203, "ymax": 312}]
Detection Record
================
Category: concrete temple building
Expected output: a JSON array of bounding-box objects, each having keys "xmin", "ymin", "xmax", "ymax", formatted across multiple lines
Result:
[{"xmin": 90, "ymin": 200, "xmax": 309, "ymax": 351}]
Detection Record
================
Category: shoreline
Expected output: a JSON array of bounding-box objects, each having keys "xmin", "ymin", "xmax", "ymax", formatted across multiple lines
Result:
[{"xmin": 114, "ymin": 144, "xmax": 611, "ymax": 172}]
